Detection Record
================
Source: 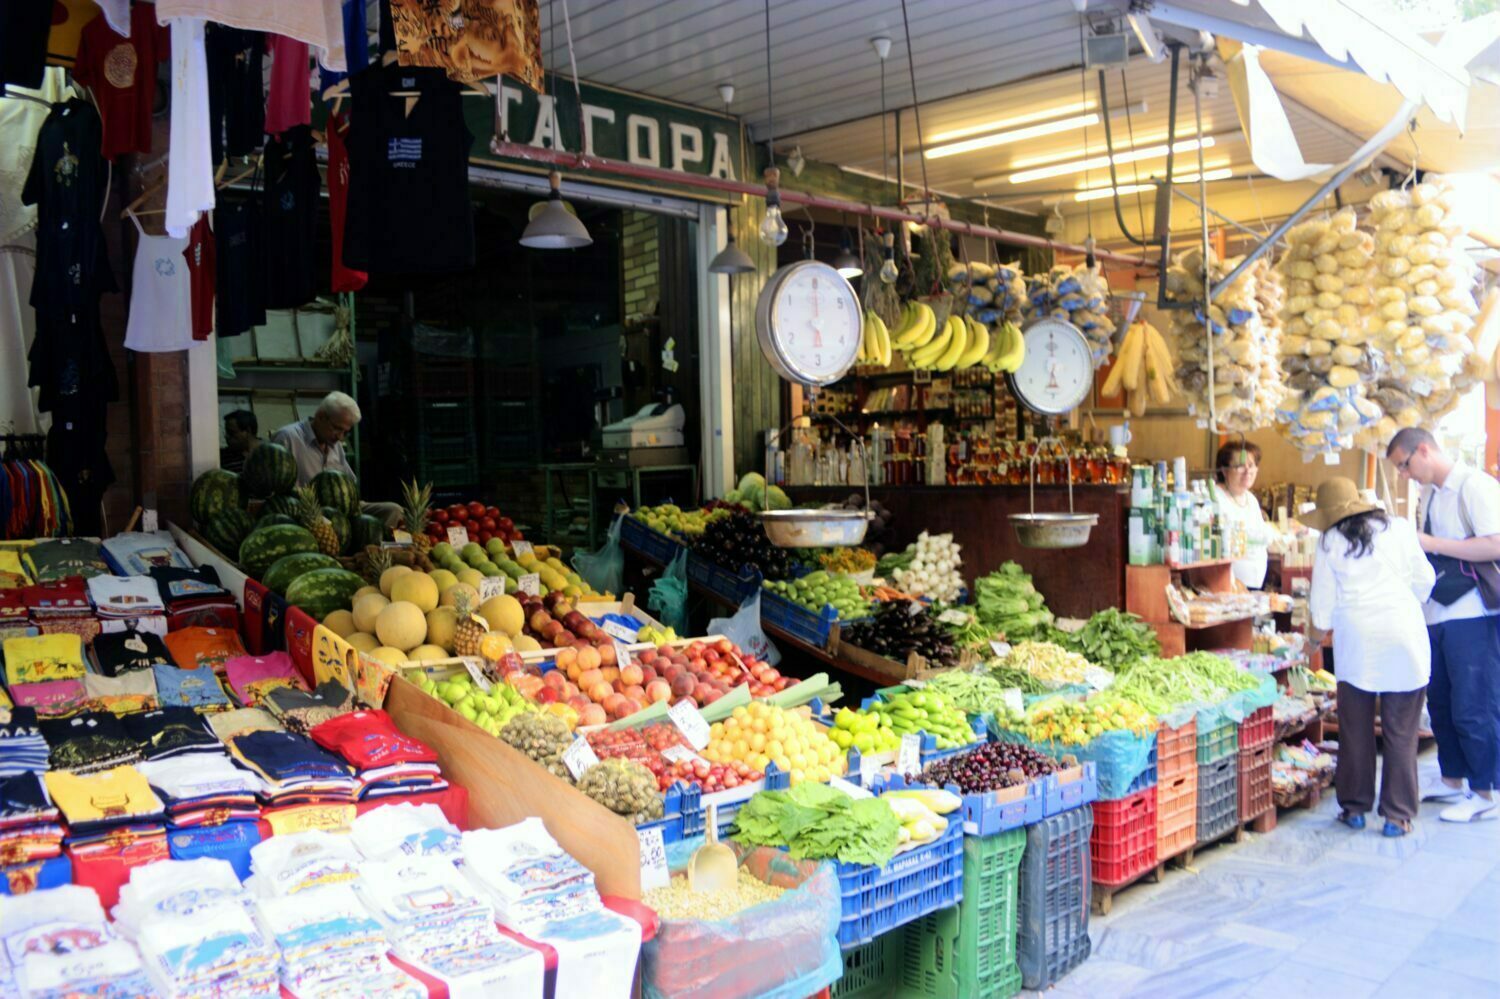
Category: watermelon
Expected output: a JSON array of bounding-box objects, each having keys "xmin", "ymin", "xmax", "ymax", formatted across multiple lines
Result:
[
  {"xmin": 190, "ymin": 469, "xmax": 240, "ymax": 526},
  {"xmin": 239, "ymin": 524, "xmax": 319, "ymax": 579},
  {"xmin": 242, "ymin": 442, "xmax": 297, "ymax": 498},
  {"xmin": 348, "ymin": 513, "xmax": 385, "ymax": 552},
  {"xmin": 263, "ymin": 552, "xmax": 341, "ymax": 595},
  {"xmin": 311, "ymin": 469, "xmax": 360, "ymax": 519},
  {"xmin": 261, "ymin": 494, "xmax": 303, "ymax": 520},
  {"xmin": 257, "ymin": 513, "xmax": 298, "ymax": 528},
  {"xmin": 203, "ymin": 507, "xmax": 255, "ymax": 556},
  {"xmin": 321, "ymin": 508, "xmax": 352, "ymax": 554},
  {"xmin": 284, "ymin": 568, "xmax": 367, "ymax": 619}
]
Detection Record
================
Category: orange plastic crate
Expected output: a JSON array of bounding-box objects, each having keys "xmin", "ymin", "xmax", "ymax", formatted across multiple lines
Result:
[
  {"xmin": 1155, "ymin": 770, "xmax": 1198, "ymax": 860},
  {"xmin": 1157, "ymin": 718, "xmax": 1197, "ymax": 783}
]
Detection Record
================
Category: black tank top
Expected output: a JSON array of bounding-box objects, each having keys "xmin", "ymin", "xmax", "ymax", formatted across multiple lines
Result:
[{"xmin": 261, "ymin": 124, "xmax": 321, "ymax": 309}]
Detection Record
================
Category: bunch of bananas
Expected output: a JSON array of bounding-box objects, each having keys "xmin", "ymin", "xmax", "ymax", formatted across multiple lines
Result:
[
  {"xmin": 1101, "ymin": 320, "xmax": 1175, "ymax": 416},
  {"xmin": 856, "ymin": 309, "xmax": 892, "ymax": 367},
  {"xmin": 887, "ymin": 302, "xmax": 1026, "ymax": 373}
]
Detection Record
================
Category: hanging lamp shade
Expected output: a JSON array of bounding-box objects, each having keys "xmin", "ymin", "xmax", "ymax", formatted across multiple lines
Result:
[
  {"xmin": 833, "ymin": 228, "xmax": 862, "ymax": 278},
  {"xmin": 709, "ymin": 232, "xmax": 756, "ymax": 274},
  {"xmin": 521, "ymin": 171, "xmax": 592, "ymax": 249}
]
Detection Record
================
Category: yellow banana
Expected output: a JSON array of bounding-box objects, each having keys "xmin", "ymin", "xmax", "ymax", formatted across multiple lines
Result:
[
  {"xmin": 933, "ymin": 316, "xmax": 969, "ymax": 371},
  {"xmin": 910, "ymin": 315, "xmax": 955, "ymax": 368},
  {"xmin": 983, "ymin": 321, "xmax": 1011, "ymax": 371},
  {"xmin": 996, "ymin": 320, "xmax": 1026, "ymax": 372},
  {"xmin": 1100, "ymin": 323, "xmax": 1138, "ymax": 398},
  {"xmin": 888, "ymin": 302, "xmax": 918, "ymax": 342},
  {"xmin": 874, "ymin": 311, "xmax": 892, "ymax": 366},
  {"xmin": 1119, "ymin": 322, "xmax": 1147, "ymax": 391},
  {"xmin": 956, "ymin": 317, "xmax": 990, "ymax": 368},
  {"xmin": 896, "ymin": 303, "xmax": 937, "ymax": 350}
]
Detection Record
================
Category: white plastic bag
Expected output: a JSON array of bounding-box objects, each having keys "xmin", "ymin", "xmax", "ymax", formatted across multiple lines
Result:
[{"xmin": 708, "ymin": 589, "xmax": 780, "ymax": 666}]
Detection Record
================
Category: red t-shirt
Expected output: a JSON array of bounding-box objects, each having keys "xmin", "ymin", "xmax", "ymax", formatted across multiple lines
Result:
[
  {"xmin": 184, "ymin": 216, "xmax": 216, "ymax": 340},
  {"xmin": 326, "ymin": 112, "xmax": 367, "ymax": 293},
  {"xmin": 264, "ymin": 34, "xmax": 310, "ymax": 137},
  {"xmin": 72, "ymin": 3, "xmax": 169, "ymax": 159}
]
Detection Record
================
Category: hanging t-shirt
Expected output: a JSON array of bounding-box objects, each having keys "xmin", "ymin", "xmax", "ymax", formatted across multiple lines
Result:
[
  {"xmin": 325, "ymin": 111, "xmax": 367, "ymax": 292},
  {"xmin": 261, "ymin": 124, "xmax": 320, "ymax": 309},
  {"xmin": 163, "ymin": 17, "xmax": 215, "ymax": 237},
  {"xmin": 213, "ymin": 194, "xmax": 266, "ymax": 337},
  {"xmin": 124, "ymin": 212, "xmax": 195, "ymax": 353},
  {"xmin": 184, "ymin": 216, "xmax": 216, "ymax": 340},
  {"xmin": 72, "ymin": 3, "xmax": 171, "ymax": 160},
  {"xmin": 343, "ymin": 63, "xmax": 474, "ymax": 275},
  {"xmin": 264, "ymin": 34, "xmax": 311, "ymax": 136},
  {"xmin": 0, "ymin": 2, "xmax": 52, "ymax": 87},
  {"xmin": 204, "ymin": 24, "xmax": 265, "ymax": 165},
  {"xmin": 317, "ymin": 0, "xmax": 369, "ymax": 98}
]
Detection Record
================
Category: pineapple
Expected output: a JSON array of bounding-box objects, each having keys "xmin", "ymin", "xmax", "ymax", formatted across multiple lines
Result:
[
  {"xmin": 401, "ymin": 479, "xmax": 434, "ymax": 557},
  {"xmin": 453, "ymin": 590, "xmax": 487, "ymax": 658},
  {"xmin": 359, "ymin": 545, "xmax": 393, "ymax": 586},
  {"xmin": 296, "ymin": 486, "xmax": 341, "ymax": 556}
]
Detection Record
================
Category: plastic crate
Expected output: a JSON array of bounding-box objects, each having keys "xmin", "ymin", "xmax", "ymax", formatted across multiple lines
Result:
[
  {"xmin": 833, "ymin": 814, "xmax": 964, "ymax": 949},
  {"xmin": 1090, "ymin": 785, "xmax": 1158, "ymax": 887},
  {"xmin": 1196, "ymin": 754, "xmax": 1239, "ymax": 844},
  {"xmin": 897, "ymin": 828, "xmax": 1026, "ymax": 999},
  {"xmin": 415, "ymin": 399, "xmax": 475, "ymax": 437},
  {"xmin": 1238, "ymin": 744, "xmax": 1274, "ymax": 821},
  {"xmin": 831, "ymin": 931, "xmax": 901, "ymax": 999},
  {"xmin": 1155, "ymin": 769, "xmax": 1198, "ymax": 861},
  {"xmin": 417, "ymin": 432, "xmax": 478, "ymax": 464},
  {"xmin": 676, "ymin": 762, "xmax": 791, "ymax": 839},
  {"xmin": 1196, "ymin": 714, "xmax": 1238, "ymax": 764},
  {"xmin": 1238, "ymin": 705, "xmax": 1274, "ymax": 751},
  {"xmin": 876, "ymin": 771, "xmax": 1042, "ymax": 838},
  {"xmin": 760, "ymin": 587, "xmax": 840, "ymax": 651},
  {"xmin": 1157, "ymin": 717, "xmax": 1197, "ymax": 783},
  {"xmin": 618, "ymin": 514, "xmax": 686, "ymax": 567},
  {"xmin": 684, "ymin": 551, "xmax": 762, "ymax": 605},
  {"xmin": 1113, "ymin": 734, "xmax": 1158, "ymax": 800},
  {"xmin": 1043, "ymin": 763, "xmax": 1099, "ymax": 816},
  {"xmin": 1017, "ymin": 806, "xmax": 1093, "ymax": 991},
  {"xmin": 413, "ymin": 458, "xmax": 479, "ymax": 489},
  {"xmin": 411, "ymin": 361, "xmax": 475, "ymax": 398}
]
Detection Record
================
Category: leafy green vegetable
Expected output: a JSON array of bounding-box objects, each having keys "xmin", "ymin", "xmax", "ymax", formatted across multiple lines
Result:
[
  {"xmin": 732, "ymin": 781, "xmax": 901, "ymax": 866},
  {"xmin": 1059, "ymin": 609, "xmax": 1160, "ymax": 671},
  {"xmin": 973, "ymin": 562, "xmax": 1054, "ymax": 642}
]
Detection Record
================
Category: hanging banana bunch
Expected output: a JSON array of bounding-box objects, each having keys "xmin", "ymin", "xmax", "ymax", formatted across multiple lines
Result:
[{"xmin": 1101, "ymin": 320, "xmax": 1176, "ymax": 417}]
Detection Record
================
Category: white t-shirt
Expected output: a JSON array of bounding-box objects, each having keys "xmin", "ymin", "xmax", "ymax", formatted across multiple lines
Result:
[
  {"xmin": 162, "ymin": 18, "xmax": 215, "ymax": 237},
  {"xmin": 1421, "ymin": 463, "xmax": 1500, "ymax": 624},
  {"xmin": 1212, "ymin": 483, "xmax": 1271, "ymax": 589}
]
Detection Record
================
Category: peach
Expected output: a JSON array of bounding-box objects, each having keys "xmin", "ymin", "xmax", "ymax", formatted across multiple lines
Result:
[
  {"xmin": 620, "ymin": 664, "xmax": 644, "ymax": 686},
  {"xmin": 637, "ymin": 648, "xmax": 658, "ymax": 665},
  {"xmin": 554, "ymin": 646, "xmax": 579, "ymax": 671},
  {"xmin": 578, "ymin": 704, "xmax": 606, "ymax": 727},
  {"xmin": 561, "ymin": 682, "xmax": 579, "ymax": 699},
  {"xmin": 578, "ymin": 668, "xmax": 604, "ymax": 691},
  {"xmin": 589, "ymin": 681, "xmax": 613, "ymax": 702},
  {"xmin": 552, "ymin": 631, "xmax": 576, "ymax": 648},
  {"xmin": 576, "ymin": 645, "xmax": 601, "ymax": 671},
  {"xmin": 693, "ymin": 682, "xmax": 715, "ymax": 702},
  {"xmin": 598, "ymin": 644, "xmax": 618, "ymax": 667},
  {"xmin": 541, "ymin": 671, "xmax": 566, "ymax": 690},
  {"xmin": 646, "ymin": 680, "xmax": 671, "ymax": 703},
  {"xmin": 639, "ymin": 665, "xmax": 658, "ymax": 685},
  {"xmin": 670, "ymin": 674, "xmax": 696, "ymax": 698},
  {"xmin": 566, "ymin": 694, "xmax": 591, "ymax": 713},
  {"xmin": 601, "ymin": 666, "xmax": 620, "ymax": 684}
]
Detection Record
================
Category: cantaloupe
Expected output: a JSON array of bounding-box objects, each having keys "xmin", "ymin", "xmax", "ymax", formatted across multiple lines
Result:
[
  {"xmin": 425, "ymin": 607, "xmax": 458, "ymax": 651},
  {"xmin": 407, "ymin": 644, "xmax": 448, "ymax": 662},
  {"xmin": 512, "ymin": 634, "xmax": 542, "ymax": 652},
  {"xmin": 479, "ymin": 594, "xmax": 524, "ymax": 636},
  {"xmin": 428, "ymin": 568, "xmax": 458, "ymax": 593},
  {"xmin": 322, "ymin": 609, "xmax": 357, "ymax": 638},
  {"xmin": 391, "ymin": 572, "xmax": 439, "ymax": 613},
  {"xmin": 375, "ymin": 600, "xmax": 427, "ymax": 651},
  {"xmin": 353, "ymin": 585, "xmax": 380, "ymax": 602},
  {"xmin": 346, "ymin": 631, "xmax": 380, "ymax": 653},
  {"xmin": 369, "ymin": 646, "xmax": 407, "ymax": 667},
  {"xmin": 352, "ymin": 592, "xmax": 389, "ymax": 634},
  {"xmin": 440, "ymin": 582, "xmax": 480, "ymax": 610},
  {"xmin": 379, "ymin": 565, "xmax": 414, "ymax": 596}
]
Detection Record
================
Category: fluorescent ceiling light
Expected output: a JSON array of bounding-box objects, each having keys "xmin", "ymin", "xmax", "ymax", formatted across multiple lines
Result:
[
  {"xmin": 925, "ymin": 102, "xmax": 1149, "ymax": 160},
  {"xmin": 997, "ymin": 137, "xmax": 1217, "ymax": 186},
  {"xmin": 1073, "ymin": 167, "xmax": 1233, "ymax": 202},
  {"xmin": 928, "ymin": 101, "xmax": 1094, "ymax": 144}
]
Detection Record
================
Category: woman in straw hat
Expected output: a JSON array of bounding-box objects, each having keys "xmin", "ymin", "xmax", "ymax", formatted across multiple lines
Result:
[{"xmin": 1306, "ymin": 477, "xmax": 1436, "ymax": 835}]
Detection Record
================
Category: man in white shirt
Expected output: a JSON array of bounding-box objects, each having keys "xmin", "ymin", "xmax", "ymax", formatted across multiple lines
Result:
[
  {"xmin": 1388, "ymin": 428, "xmax": 1500, "ymax": 822},
  {"xmin": 272, "ymin": 392, "xmax": 399, "ymax": 527}
]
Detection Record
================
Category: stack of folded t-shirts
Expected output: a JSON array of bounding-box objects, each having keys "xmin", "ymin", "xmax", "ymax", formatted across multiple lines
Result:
[
  {"xmin": 101, "ymin": 532, "xmax": 193, "ymax": 576},
  {"xmin": 308, "ymin": 709, "xmax": 445, "ymax": 800},
  {"xmin": 86, "ymin": 574, "xmax": 166, "ymax": 630},
  {"xmin": 43, "ymin": 764, "xmax": 166, "ymax": 847},
  {"xmin": 255, "ymin": 882, "xmax": 425, "ymax": 998},
  {"xmin": 0, "ymin": 587, "xmax": 27, "ymax": 629},
  {"xmin": 124, "ymin": 707, "xmax": 223, "ymax": 762},
  {"xmin": 207, "ymin": 707, "xmax": 282, "ymax": 742},
  {"xmin": 226, "ymin": 730, "xmax": 359, "ymax": 807},
  {"xmin": 0, "ymin": 706, "xmax": 50, "ymax": 777},
  {"xmin": 0, "ymin": 773, "xmax": 64, "ymax": 867},
  {"xmin": 81, "ymin": 668, "xmax": 159, "ymax": 715},
  {"xmin": 41, "ymin": 712, "xmax": 143, "ymax": 774},
  {"xmin": 224, "ymin": 652, "xmax": 307, "ymax": 708},
  {"xmin": 137, "ymin": 754, "xmax": 263, "ymax": 829},
  {"xmin": 151, "ymin": 661, "xmax": 231, "ymax": 713},
  {"xmin": 23, "ymin": 539, "xmax": 110, "ymax": 582},
  {"xmin": 90, "ymin": 628, "xmax": 174, "ymax": 677},
  {"xmin": 150, "ymin": 565, "xmax": 237, "ymax": 622},
  {"xmin": 461, "ymin": 818, "xmax": 603, "ymax": 935},
  {"xmin": 263, "ymin": 681, "xmax": 355, "ymax": 735},
  {"xmin": 22, "ymin": 578, "xmax": 99, "ymax": 647},
  {"xmin": 0, "ymin": 885, "xmax": 155, "ymax": 998},
  {"xmin": 349, "ymin": 802, "xmax": 461, "ymax": 861},
  {"xmin": 3, "ymin": 632, "xmax": 87, "ymax": 718},
  {"xmin": 162, "ymin": 626, "xmax": 247, "ymax": 676}
]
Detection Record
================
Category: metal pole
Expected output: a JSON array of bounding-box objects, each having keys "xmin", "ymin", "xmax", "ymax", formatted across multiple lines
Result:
[
  {"xmin": 1154, "ymin": 43, "xmax": 1182, "ymax": 308},
  {"xmin": 1098, "ymin": 68, "xmax": 1148, "ymax": 247}
]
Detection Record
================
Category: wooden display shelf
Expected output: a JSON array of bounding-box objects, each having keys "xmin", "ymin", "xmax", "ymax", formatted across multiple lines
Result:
[{"xmin": 1126, "ymin": 561, "xmax": 1253, "ymax": 657}]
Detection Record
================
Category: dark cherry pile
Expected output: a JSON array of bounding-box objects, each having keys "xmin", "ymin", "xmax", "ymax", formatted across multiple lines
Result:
[
  {"xmin": 918, "ymin": 742, "xmax": 1063, "ymax": 794},
  {"xmin": 691, "ymin": 508, "xmax": 797, "ymax": 580},
  {"xmin": 841, "ymin": 601, "xmax": 957, "ymax": 667}
]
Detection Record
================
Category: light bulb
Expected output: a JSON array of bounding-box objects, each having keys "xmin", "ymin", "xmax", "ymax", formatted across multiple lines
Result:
[
  {"xmin": 759, "ymin": 203, "xmax": 788, "ymax": 247},
  {"xmin": 879, "ymin": 255, "xmax": 898, "ymax": 284}
]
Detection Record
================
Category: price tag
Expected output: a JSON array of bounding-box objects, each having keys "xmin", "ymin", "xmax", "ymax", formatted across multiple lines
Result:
[
  {"xmin": 637, "ymin": 825, "xmax": 670, "ymax": 891},
  {"xmin": 897, "ymin": 733, "xmax": 922, "ymax": 777},
  {"xmin": 518, "ymin": 573, "xmax": 541, "ymax": 596},
  {"xmin": 478, "ymin": 576, "xmax": 506, "ymax": 601},
  {"xmin": 858, "ymin": 751, "xmax": 877, "ymax": 788},
  {"xmin": 661, "ymin": 744, "xmax": 701, "ymax": 765},
  {"xmin": 511, "ymin": 540, "xmax": 534, "ymax": 557},
  {"xmin": 989, "ymin": 639, "xmax": 1011, "ymax": 659},
  {"xmin": 446, "ymin": 525, "xmax": 470, "ymax": 547},
  {"xmin": 612, "ymin": 640, "xmax": 632, "ymax": 668},
  {"xmin": 562, "ymin": 735, "xmax": 600, "ymax": 780},
  {"xmin": 393, "ymin": 529, "xmax": 414, "ymax": 545},
  {"xmin": 1323, "ymin": 451, "xmax": 1341, "ymax": 465},
  {"xmin": 142, "ymin": 509, "xmax": 159, "ymax": 533},
  {"xmin": 668, "ymin": 700, "xmax": 711, "ymax": 750},
  {"xmin": 459, "ymin": 657, "xmax": 491, "ymax": 691},
  {"xmin": 1001, "ymin": 688, "xmax": 1024, "ymax": 716},
  {"xmin": 601, "ymin": 619, "xmax": 638, "ymax": 643}
]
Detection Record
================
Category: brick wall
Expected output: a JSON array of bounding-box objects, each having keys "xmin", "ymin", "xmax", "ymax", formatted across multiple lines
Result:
[{"xmin": 621, "ymin": 211, "xmax": 660, "ymax": 319}]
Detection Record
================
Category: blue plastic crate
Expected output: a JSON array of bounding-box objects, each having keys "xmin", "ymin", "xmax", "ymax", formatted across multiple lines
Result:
[
  {"xmin": 685, "ymin": 552, "xmax": 762, "ymax": 605},
  {"xmin": 618, "ymin": 514, "xmax": 686, "ymax": 566},
  {"xmin": 833, "ymin": 815, "xmax": 964, "ymax": 949},
  {"xmin": 876, "ymin": 771, "xmax": 1044, "ymax": 837},
  {"xmin": 679, "ymin": 762, "xmax": 791, "ymax": 838},
  {"xmin": 759, "ymin": 586, "xmax": 840, "ymax": 650},
  {"xmin": 1043, "ymin": 762, "xmax": 1099, "ymax": 816}
]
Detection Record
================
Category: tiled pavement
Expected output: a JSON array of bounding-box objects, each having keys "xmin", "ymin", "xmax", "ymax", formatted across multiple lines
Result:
[{"xmin": 1028, "ymin": 749, "xmax": 1500, "ymax": 998}]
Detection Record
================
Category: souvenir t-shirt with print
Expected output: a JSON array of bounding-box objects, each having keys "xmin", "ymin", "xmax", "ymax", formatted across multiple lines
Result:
[
  {"xmin": 93, "ymin": 629, "xmax": 174, "ymax": 677},
  {"xmin": 72, "ymin": 2, "xmax": 170, "ymax": 159}
]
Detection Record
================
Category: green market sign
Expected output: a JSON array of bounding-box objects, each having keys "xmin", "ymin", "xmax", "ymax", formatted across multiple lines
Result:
[{"xmin": 471, "ymin": 79, "xmax": 743, "ymax": 188}]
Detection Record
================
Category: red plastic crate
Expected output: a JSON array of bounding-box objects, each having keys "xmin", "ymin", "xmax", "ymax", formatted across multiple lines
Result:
[
  {"xmin": 1238, "ymin": 706, "xmax": 1274, "ymax": 751},
  {"xmin": 1157, "ymin": 718, "xmax": 1197, "ymax": 783},
  {"xmin": 1090, "ymin": 786, "xmax": 1158, "ymax": 887},
  {"xmin": 1155, "ymin": 770, "xmax": 1198, "ymax": 860},
  {"xmin": 1238, "ymin": 744, "xmax": 1274, "ymax": 821}
]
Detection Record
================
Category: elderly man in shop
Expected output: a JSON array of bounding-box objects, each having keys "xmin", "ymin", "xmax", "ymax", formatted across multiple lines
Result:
[
  {"xmin": 1387, "ymin": 427, "xmax": 1500, "ymax": 823},
  {"xmin": 272, "ymin": 392, "xmax": 401, "ymax": 528}
]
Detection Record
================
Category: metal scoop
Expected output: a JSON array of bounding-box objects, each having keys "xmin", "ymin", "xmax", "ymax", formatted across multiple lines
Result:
[{"xmin": 687, "ymin": 802, "xmax": 737, "ymax": 893}]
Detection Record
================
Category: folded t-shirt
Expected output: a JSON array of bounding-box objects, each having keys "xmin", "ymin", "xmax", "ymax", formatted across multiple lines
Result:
[
  {"xmin": 92, "ymin": 630, "xmax": 175, "ymax": 677},
  {"xmin": 124, "ymin": 708, "xmax": 221, "ymax": 760},
  {"xmin": 163, "ymin": 627, "xmax": 247, "ymax": 675},
  {"xmin": 224, "ymin": 653, "xmax": 306, "ymax": 708},
  {"xmin": 3, "ymin": 633, "xmax": 84, "ymax": 685}
]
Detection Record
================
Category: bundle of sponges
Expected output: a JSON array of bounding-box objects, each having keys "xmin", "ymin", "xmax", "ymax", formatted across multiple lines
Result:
[
  {"xmin": 947, "ymin": 261, "xmax": 1027, "ymax": 326},
  {"xmin": 1024, "ymin": 263, "xmax": 1116, "ymax": 365},
  {"xmin": 1274, "ymin": 208, "xmax": 1383, "ymax": 454},
  {"xmin": 1355, "ymin": 180, "xmax": 1483, "ymax": 451},
  {"xmin": 1164, "ymin": 247, "xmax": 1286, "ymax": 432}
]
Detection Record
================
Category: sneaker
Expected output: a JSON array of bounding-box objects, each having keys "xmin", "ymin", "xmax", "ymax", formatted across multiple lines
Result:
[
  {"xmin": 1439, "ymin": 794, "xmax": 1497, "ymax": 823},
  {"xmin": 1420, "ymin": 778, "xmax": 1465, "ymax": 803}
]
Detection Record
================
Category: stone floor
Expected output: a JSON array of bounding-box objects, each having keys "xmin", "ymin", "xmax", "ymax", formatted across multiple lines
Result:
[{"xmin": 1030, "ymin": 749, "xmax": 1500, "ymax": 998}]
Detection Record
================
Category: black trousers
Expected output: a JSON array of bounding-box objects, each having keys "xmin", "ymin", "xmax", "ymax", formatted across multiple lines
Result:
[{"xmin": 1335, "ymin": 682, "xmax": 1426, "ymax": 823}]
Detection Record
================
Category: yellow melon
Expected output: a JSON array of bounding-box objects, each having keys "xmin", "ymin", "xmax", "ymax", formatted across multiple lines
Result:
[
  {"xmin": 512, "ymin": 634, "xmax": 542, "ymax": 652},
  {"xmin": 425, "ymin": 607, "xmax": 458, "ymax": 651},
  {"xmin": 407, "ymin": 644, "xmax": 449, "ymax": 662},
  {"xmin": 428, "ymin": 569, "xmax": 458, "ymax": 593},
  {"xmin": 440, "ymin": 582, "xmax": 481, "ymax": 610},
  {"xmin": 352, "ymin": 592, "xmax": 390, "ymax": 634},
  {"xmin": 322, "ymin": 609, "xmax": 357, "ymax": 638},
  {"xmin": 478, "ymin": 594, "xmax": 525, "ymax": 636},
  {"xmin": 375, "ymin": 600, "xmax": 427, "ymax": 651},
  {"xmin": 369, "ymin": 646, "xmax": 408, "ymax": 667},
  {"xmin": 346, "ymin": 631, "xmax": 380, "ymax": 653},
  {"xmin": 379, "ymin": 565, "xmax": 414, "ymax": 596},
  {"xmin": 391, "ymin": 572, "xmax": 439, "ymax": 613},
  {"xmin": 353, "ymin": 585, "xmax": 380, "ymax": 602}
]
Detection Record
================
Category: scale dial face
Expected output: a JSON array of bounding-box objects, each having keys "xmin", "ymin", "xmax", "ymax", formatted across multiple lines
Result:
[
  {"xmin": 754, "ymin": 260, "xmax": 862, "ymax": 387},
  {"xmin": 1008, "ymin": 317, "xmax": 1095, "ymax": 415}
]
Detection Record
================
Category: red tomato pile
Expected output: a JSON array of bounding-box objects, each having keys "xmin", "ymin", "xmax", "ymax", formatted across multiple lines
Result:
[{"xmin": 427, "ymin": 500, "xmax": 521, "ymax": 547}]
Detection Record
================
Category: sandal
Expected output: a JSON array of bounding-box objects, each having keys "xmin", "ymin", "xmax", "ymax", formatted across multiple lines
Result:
[
  {"xmin": 1382, "ymin": 819, "xmax": 1411, "ymax": 837},
  {"xmin": 1337, "ymin": 811, "xmax": 1366, "ymax": 830}
]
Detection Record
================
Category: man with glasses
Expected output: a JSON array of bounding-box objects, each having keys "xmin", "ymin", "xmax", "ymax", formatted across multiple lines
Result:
[
  {"xmin": 272, "ymin": 392, "xmax": 400, "ymax": 527},
  {"xmin": 1387, "ymin": 427, "xmax": 1500, "ymax": 822}
]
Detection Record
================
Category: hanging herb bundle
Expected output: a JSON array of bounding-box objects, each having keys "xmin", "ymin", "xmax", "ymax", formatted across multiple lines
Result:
[{"xmin": 861, "ymin": 227, "xmax": 901, "ymax": 329}]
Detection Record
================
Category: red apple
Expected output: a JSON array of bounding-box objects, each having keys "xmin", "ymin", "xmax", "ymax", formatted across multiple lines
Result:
[{"xmin": 535, "ymin": 686, "xmax": 559, "ymax": 704}]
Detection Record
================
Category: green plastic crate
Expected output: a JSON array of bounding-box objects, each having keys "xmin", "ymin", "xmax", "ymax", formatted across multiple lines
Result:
[
  {"xmin": 897, "ymin": 827, "xmax": 1026, "ymax": 999},
  {"xmin": 831, "ymin": 931, "xmax": 901, "ymax": 999},
  {"xmin": 1196, "ymin": 715, "xmax": 1238, "ymax": 764}
]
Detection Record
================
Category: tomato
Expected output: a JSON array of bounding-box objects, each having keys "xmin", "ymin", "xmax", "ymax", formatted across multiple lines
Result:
[
  {"xmin": 485, "ymin": 506, "xmax": 501, "ymax": 520},
  {"xmin": 452, "ymin": 508, "xmax": 470, "ymax": 523},
  {"xmin": 468, "ymin": 501, "xmax": 486, "ymax": 518},
  {"xmin": 498, "ymin": 517, "xmax": 514, "ymax": 531},
  {"xmin": 479, "ymin": 531, "xmax": 494, "ymax": 544},
  {"xmin": 480, "ymin": 517, "xmax": 497, "ymax": 531},
  {"xmin": 432, "ymin": 509, "xmax": 449, "ymax": 524}
]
